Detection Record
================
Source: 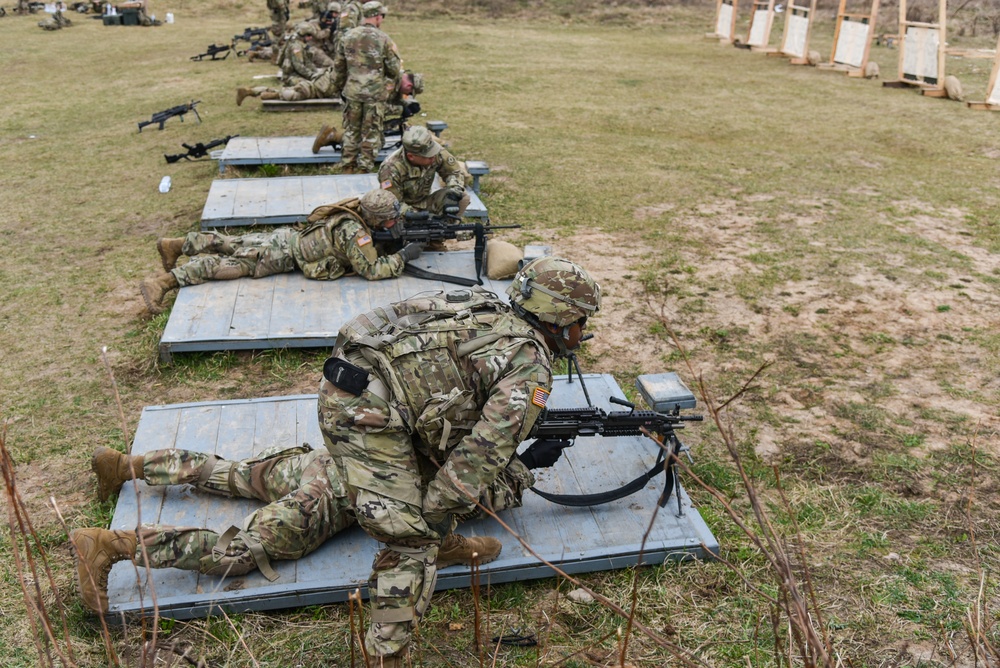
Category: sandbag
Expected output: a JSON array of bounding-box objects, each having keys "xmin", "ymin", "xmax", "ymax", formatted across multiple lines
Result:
[{"xmin": 485, "ymin": 240, "xmax": 523, "ymax": 280}]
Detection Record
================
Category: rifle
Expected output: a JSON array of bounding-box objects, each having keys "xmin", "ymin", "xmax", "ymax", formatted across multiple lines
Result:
[
  {"xmin": 372, "ymin": 209, "xmax": 519, "ymax": 286},
  {"xmin": 164, "ymin": 135, "xmax": 238, "ymax": 163},
  {"xmin": 527, "ymin": 362, "xmax": 702, "ymax": 512},
  {"xmin": 235, "ymin": 36, "xmax": 273, "ymax": 57},
  {"xmin": 232, "ymin": 26, "xmax": 270, "ymax": 45},
  {"xmin": 138, "ymin": 100, "xmax": 201, "ymax": 132},
  {"xmin": 191, "ymin": 43, "xmax": 231, "ymax": 61}
]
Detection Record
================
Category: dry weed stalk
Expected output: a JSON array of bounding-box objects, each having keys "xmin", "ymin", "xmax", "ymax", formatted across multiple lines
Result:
[
  {"xmin": 651, "ymin": 300, "xmax": 835, "ymax": 667},
  {"xmin": 1, "ymin": 421, "xmax": 79, "ymax": 668}
]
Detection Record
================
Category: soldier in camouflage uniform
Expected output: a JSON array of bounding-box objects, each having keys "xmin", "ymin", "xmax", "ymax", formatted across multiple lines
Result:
[
  {"xmin": 337, "ymin": 0, "xmax": 363, "ymax": 40},
  {"xmin": 266, "ymin": 0, "xmax": 290, "ymax": 36},
  {"xmin": 278, "ymin": 22, "xmax": 323, "ymax": 85},
  {"xmin": 310, "ymin": 70, "xmax": 422, "ymax": 153},
  {"xmin": 139, "ymin": 190, "xmax": 424, "ymax": 314},
  {"xmin": 378, "ymin": 125, "xmax": 472, "ymax": 217},
  {"xmin": 317, "ymin": 257, "xmax": 602, "ymax": 667},
  {"xmin": 71, "ymin": 258, "xmax": 599, "ymax": 630},
  {"xmin": 237, "ymin": 65, "xmax": 341, "ymax": 105},
  {"xmin": 328, "ymin": 1, "xmax": 400, "ymax": 173}
]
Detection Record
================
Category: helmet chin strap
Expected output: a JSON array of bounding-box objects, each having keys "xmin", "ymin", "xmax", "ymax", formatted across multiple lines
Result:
[{"xmin": 511, "ymin": 301, "xmax": 575, "ymax": 358}]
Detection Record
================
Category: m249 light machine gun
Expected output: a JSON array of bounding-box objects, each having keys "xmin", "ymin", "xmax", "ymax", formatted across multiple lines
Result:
[
  {"xmin": 526, "ymin": 367, "xmax": 702, "ymax": 514},
  {"xmin": 138, "ymin": 100, "xmax": 201, "ymax": 132},
  {"xmin": 164, "ymin": 135, "xmax": 238, "ymax": 163},
  {"xmin": 372, "ymin": 209, "xmax": 519, "ymax": 286}
]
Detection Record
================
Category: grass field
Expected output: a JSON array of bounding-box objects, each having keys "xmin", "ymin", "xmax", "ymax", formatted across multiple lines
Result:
[{"xmin": 1, "ymin": 0, "xmax": 1000, "ymax": 666}]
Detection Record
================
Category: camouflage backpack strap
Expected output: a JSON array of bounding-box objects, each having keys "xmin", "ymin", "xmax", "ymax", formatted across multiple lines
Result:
[{"xmin": 306, "ymin": 196, "xmax": 363, "ymax": 223}]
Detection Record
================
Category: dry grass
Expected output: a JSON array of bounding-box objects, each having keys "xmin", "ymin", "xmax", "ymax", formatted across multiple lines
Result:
[{"xmin": 2, "ymin": 0, "xmax": 1000, "ymax": 666}]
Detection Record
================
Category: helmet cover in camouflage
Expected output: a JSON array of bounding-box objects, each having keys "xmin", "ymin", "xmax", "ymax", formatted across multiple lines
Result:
[
  {"xmin": 295, "ymin": 21, "xmax": 319, "ymax": 37},
  {"xmin": 362, "ymin": 0, "xmax": 386, "ymax": 17},
  {"xmin": 507, "ymin": 257, "xmax": 601, "ymax": 327},
  {"xmin": 359, "ymin": 189, "xmax": 401, "ymax": 226},
  {"xmin": 327, "ymin": 1, "xmax": 342, "ymax": 11},
  {"xmin": 402, "ymin": 125, "xmax": 441, "ymax": 158},
  {"xmin": 410, "ymin": 72, "xmax": 424, "ymax": 95}
]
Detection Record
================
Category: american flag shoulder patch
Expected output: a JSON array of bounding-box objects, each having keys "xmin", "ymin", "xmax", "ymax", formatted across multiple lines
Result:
[
  {"xmin": 357, "ymin": 234, "xmax": 372, "ymax": 247},
  {"xmin": 531, "ymin": 387, "xmax": 549, "ymax": 408},
  {"xmin": 380, "ymin": 180, "xmax": 393, "ymax": 189}
]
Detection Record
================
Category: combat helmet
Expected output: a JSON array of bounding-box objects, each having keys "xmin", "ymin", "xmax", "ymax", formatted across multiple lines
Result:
[
  {"xmin": 507, "ymin": 257, "xmax": 601, "ymax": 353},
  {"xmin": 295, "ymin": 21, "xmax": 319, "ymax": 37},
  {"xmin": 359, "ymin": 189, "xmax": 401, "ymax": 230},
  {"xmin": 410, "ymin": 72, "xmax": 424, "ymax": 95},
  {"xmin": 362, "ymin": 1, "xmax": 386, "ymax": 17},
  {"xmin": 402, "ymin": 125, "xmax": 441, "ymax": 158}
]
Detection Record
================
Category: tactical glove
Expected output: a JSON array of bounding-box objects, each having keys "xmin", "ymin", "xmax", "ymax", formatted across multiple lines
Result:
[
  {"xmin": 445, "ymin": 186, "xmax": 464, "ymax": 202},
  {"xmin": 398, "ymin": 242, "xmax": 424, "ymax": 262},
  {"xmin": 516, "ymin": 438, "xmax": 571, "ymax": 470}
]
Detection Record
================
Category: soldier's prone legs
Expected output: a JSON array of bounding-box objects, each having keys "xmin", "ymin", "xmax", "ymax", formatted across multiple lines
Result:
[
  {"xmin": 182, "ymin": 230, "xmax": 273, "ymax": 257},
  {"xmin": 172, "ymin": 256, "xmax": 255, "ymax": 286}
]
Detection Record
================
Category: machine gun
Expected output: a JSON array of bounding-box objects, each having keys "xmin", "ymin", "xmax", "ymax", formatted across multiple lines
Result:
[
  {"xmin": 373, "ymin": 209, "xmax": 519, "ymax": 286},
  {"xmin": 232, "ymin": 26, "xmax": 270, "ymax": 46},
  {"xmin": 191, "ymin": 43, "xmax": 231, "ymax": 61},
  {"xmin": 528, "ymin": 364, "xmax": 702, "ymax": 511},
  {"xmin": 138, "ymin": 100, "xmax": 201, "ymax": 132},
  {"xmin": 164, "ymin": 135, "xmax": 238, "ymax": 163}
]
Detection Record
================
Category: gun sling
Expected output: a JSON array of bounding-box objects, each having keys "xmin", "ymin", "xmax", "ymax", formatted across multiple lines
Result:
[
  {"xmin": 403, "ymin": 263, "xmax": 480, "ymax": 287},
  {"xmin": 530, "ymin": 452, "xmax": 676, "ymax": 508}
]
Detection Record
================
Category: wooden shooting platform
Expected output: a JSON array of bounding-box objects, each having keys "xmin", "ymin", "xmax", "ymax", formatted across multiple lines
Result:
[
  {"xmin": 260, "ymin": 98, "xmax": 342, "ymax": 112},
  {"xmin": 157, "ymin": 247, "xmax": 545, "ymax": 363},
  {"xmin": 215, "ymin": 136, "xmax": 400, "ymax": 173},
  {"xmin": 199, "ymin": 174, "xmax": 488, "ymax": 230},
  {"xmin": 104, "ymin": 373, "xmax": 719, "ymax": 620},
  {"xmin": 816, "ymin": 0, "xmax": 880, "ymax": 76}
]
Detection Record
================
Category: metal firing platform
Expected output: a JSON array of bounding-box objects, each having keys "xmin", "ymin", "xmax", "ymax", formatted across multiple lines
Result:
[
  {"xmin": 157, "ymin": 248, "xmax": 540, "ymax": 363},
  {"xmin": 215, "ymin": 136, "xmax": 400, "ymax": 173},
  {"xmin": 200, "ymin": 174, "xmax": 488, "ymax": 229},
  {"xmin": 105, "ymin": 373, "xmax": 718, "ymax": 620}
]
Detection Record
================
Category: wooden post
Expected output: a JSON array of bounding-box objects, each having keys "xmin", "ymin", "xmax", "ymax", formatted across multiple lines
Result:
[
  {"xmin": 883, "ymin": 0, "xmax": 947, "ymax": 95},
  {"xmin": 772, "ymin": 0, "xmax": 818, "ymax": 64},
  {"xmin": 745, "ymin": 0, "xmax": 776, "ymax": 51},
  {"xmin": 966, "ymin": 34, "xmax": 1000, "ymax": 110},
  {"xmin": 816, "ymin": 0, "xmax": 880, "ymax": 77}
]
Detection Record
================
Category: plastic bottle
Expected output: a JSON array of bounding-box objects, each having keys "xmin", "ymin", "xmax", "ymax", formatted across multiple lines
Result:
[{"xmin": 159, "ymin": 176, "xmax": 171, "ymax": 193}]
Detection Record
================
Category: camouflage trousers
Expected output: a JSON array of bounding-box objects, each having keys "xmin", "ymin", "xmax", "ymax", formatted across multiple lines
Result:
[
  {"xmin": 171, "ymin": 229, "xmax": 297, "ymax": 287},
  {"xmin": 266, "ymin": 0, "xmax": 289, "ymax": 36},
  {"xmin": 269, "ymin": 69, "xmax": 340, "ymax": 101},
  {"xmin": 136, "ymin": 445, "xmax": 354, "ymax": 577},
  {"xmin": 317, "ymin": 372, "xmax": 533, "ymax": 658},
  {"xmin": 341, "ymin": 98, "xmax": 386, "ymax": 173}
]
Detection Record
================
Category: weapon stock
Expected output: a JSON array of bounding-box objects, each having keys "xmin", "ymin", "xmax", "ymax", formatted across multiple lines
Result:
[
  {"xmin": 164, "ymin": 134, "xmax": 238, "ymax": 163},
  {"xmin": 138, "ymin": 100, "xmax": 202, "ymax": 132}
]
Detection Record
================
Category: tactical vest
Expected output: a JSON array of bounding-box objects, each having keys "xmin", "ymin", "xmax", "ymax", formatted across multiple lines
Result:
[
  {"xmin": 291, "ymin": 198, "xmax": 367, "ymax": 265},
  {"xmin": 335, "ymin": 288, "xmax": 549, "ymax": 453}
]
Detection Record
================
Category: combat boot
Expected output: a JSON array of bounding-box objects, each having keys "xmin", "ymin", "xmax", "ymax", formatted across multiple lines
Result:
[
  {"xmin": 236, "ymin": 87, "xmax": 253, "ymax": 106},
  {"xmin": 438, "ymin": 533, "xmax": 502, "ymax": 568},
  {"xmin": 367, "ymin": 654, "xmax": 404, "ymax": 668},
  {"xmin": 311, "ymin": 124, "xmax": 343, "ymax": 154},
  {"xmin": 156, "ymin": 237, "xmax": 185, "ymax": 272},
  {"xmin": 91, "ymin": 446, "xmax": 144, "ymax": 502},
  {"xmin": 140, "ymin": 272, "xmax": 179, "ymax": 315},
  {"xmin": 70, "ymin": 528, "xmax": 137, "ymax": 614}
]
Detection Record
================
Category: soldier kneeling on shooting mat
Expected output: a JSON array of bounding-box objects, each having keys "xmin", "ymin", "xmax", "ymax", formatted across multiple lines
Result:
[
  {"xmin": 378, "ymin": 125, "xmax": 472, "ymax": 218},
  {"xmin": 139, "ymin": 190, "xmax": 424, "ymax": 314},
  {"xmin": 71, "ymin": 258, "xmax": 600, "ymax": 650}
]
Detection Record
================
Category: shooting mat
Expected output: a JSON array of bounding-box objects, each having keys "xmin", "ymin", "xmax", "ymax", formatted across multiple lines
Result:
[
  {"xmin": 200, "ymin": 174, "xmax": 488, "ymax": 230},
  {"xmin": 105, "ymin": 373, "xmax": 719, "ymax": 620},
  {"xmin": 157, "ymin": 247, "xmax": 546, "ymax": 363},
  {"xmin": 215, "ymin": 136, "xmax": 401, "ymax": 172}
]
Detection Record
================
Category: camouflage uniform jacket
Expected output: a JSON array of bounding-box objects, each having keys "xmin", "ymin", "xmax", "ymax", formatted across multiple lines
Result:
[
  {"xmin": 378, "ymin": 147, "xmax": 466, "ymax": 209},
  {"xmin": 280, "ymin": 36, "xmax": 321, "ymax": 83},
  {"xmin": 290, "ymin": 212, "xmax": 405, "ymax": 280},
  {"xmin": 331, "ymin": 24, "xmax": 400, "ymax": 102},
  {"xmin": 335, "ymin": 288, "xmax": 554, "ymax": 518},
  {"xmin": 337, "ymin": 0, "xmax": 363, "ymax": 39}
]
